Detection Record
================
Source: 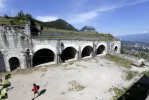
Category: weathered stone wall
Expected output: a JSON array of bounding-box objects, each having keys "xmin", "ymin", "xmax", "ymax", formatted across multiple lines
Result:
[
  {"xmin": 0, "ymin": 25, "xmax": 31, "ymax": 71},
  {"xmin": 0, "ymin": 51, "xmax": 5, "ymax": 72},
  {"xmin": 0, "ymin": 24, "xmax": 121, "ymax": 72}
]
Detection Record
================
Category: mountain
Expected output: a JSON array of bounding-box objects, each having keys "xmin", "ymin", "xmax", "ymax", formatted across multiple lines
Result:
[
  {"xmin": 44, "ymin": 19, "xmax": 77, "ymax": 31},
  {"xmin": 118, "ymin": 33, "xmax": 149, "ymax": 43},
  {"xmin": 80, "ymin": 26, "xmax": 97, "ymax": 32}
]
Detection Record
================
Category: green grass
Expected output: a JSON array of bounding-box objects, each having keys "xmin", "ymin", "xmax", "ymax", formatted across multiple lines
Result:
[
  {"xmin": 126, "ymin": 71, "xmax": 138, "ymax": 80},
  {"xmin": 109, "ymin": 87, "xmax": 125, "ymax": 100},
  {"xmin": 0, "ymin": 17, "xmax": 10, "ymax": 25},
  {"xmin": 105, "ymin": 54, "xmax": 133, "ymax": 69},
  {"xmin": 32, "ymin": 28, "xmax": 118, "ymax": 41},
  {"xmin": 141, "ymin": 71, "xmax": 149, "ymax": 77}
]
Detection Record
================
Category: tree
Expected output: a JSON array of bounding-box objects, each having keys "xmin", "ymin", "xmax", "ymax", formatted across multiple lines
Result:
[
  {"xmin": 4, "ymin": 14, "xmax": 9, "ymax": 19},
  {"xmin": 24, "ymin": 13, "xmax": 32, "ymax": 20}
]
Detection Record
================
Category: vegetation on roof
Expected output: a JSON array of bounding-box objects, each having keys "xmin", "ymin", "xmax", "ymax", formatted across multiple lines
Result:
[
  {"xmin": 0, "ymin": 11, "xmax": 119, "ymax": 41},
  {"xmin": 32, "ymin": 28, "xmax": 118, "ymax": 41}
]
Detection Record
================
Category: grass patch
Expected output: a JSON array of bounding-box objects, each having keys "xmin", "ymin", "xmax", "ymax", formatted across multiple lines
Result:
[
  {"xmin": 109, "ymin": 87, "xmax": 125, "ymax": 100},
  {"xmin": 126, "ymin": 71, "xmax": 138, "ymax": 80},
  {"xmin": 141, "ymin": 71, "xmax": 149, "ymax": 77},
  {"xmin": 68, "ymin": 80, "xmax": 85, "ymax": 92},
  {"xmin": 105, "ymin": 54, "xmax": 133, "ymax": 69}
]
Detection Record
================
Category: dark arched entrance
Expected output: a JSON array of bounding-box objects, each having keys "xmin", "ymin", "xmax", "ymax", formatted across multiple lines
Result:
[
  {"xmin": 114, "ymin": 46, "xmax": 118, "ymax": 53},
  {"xmin": 9, "ymin": 57, "xmax": 20, "ymax": 71},
  {"xmin": 33, "ymin": 49, "xmax": 55, "ymax": 66},
  {"xmin": 97, "ymin": 45, "xmax": 105, "ymax": 55},
  {"xmin": 60, "ymin": 47, "xmax": 77, "ymax": 62},
  {"xmin": 82, "ymin": 46, "xmax": 93, "ymax": 58}
]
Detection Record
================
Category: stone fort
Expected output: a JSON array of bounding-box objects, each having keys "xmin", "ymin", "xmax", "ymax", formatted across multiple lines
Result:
[{"xmin": 0, "ymin": 24, "xmax": 121, "ymax": 72}]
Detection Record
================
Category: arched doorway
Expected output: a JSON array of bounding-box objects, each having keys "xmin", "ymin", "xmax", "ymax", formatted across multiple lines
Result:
[
  {"xmin": 82, "ymin": 46, "xmax": 93, "ymax": 58},
  {"xmin": 114, "ymin": 46, "xmax": 118, "ymax": 53},
  {"xmin": 9, "ymin": 57, "xmax": 20, "ymax": 71},
  {"xmin": 97, "ymin": 45, "xmax": 105, "ymax": 55},
  {"xmin": 60, "ymin": 47, "xmax": 77, "ymax": 62},
  {"xmin": 33, "ymin": 49, "xmax": 55, "ymax": 66}
]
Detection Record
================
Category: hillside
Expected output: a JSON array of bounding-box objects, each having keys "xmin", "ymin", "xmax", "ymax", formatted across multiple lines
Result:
[{"xmin": 34, "ymin": 19, "xmax": 77, "ymax": 31}]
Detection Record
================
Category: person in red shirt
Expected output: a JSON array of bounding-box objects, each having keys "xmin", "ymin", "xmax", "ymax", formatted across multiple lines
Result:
[{"xmin": 32, "ymin": 83, "xmax": 40, "ymax": 98}]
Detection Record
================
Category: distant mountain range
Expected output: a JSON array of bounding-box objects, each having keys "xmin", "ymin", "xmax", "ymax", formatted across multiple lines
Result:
[
  {"xmin": 80, "ymin": 26, "xmax": 97, "ymax": 32},
  {"xmin": 118, "ymin": 33, "xmax": 149, "ymax": 43}
]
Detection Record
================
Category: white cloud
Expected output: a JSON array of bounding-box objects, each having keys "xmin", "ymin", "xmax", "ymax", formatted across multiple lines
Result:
[
  {"xmin": 68, "ymin": 3, "xmax": 120, "ymax": 24},
  {"xmin": 0, "ymin": 0, "xmax": 5, "ymax": 9},
  {"xmin": 129, "ymin": 0, "xmax": 149, "ymax": 5},
  {"xmin": 68, "ymin": 0, "xmax": 149, "ymax": 24},
  {"xmin": 36, "ymin": 16, "xmax": 58, "ymax": 22},
  {"xmin": 69, "ymin": 11, "xmax": 98, "ymax": 24}
]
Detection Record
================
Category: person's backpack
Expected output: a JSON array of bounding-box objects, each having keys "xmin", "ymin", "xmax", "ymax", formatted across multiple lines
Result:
[{"xmin": 36, "ymin": 85, "xmax": 40, "ymax": 90}]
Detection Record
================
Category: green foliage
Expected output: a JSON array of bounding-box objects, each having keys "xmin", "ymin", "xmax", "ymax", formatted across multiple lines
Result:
[
  {"xmin": 9, "ymin": 18, "xmax": 27, "ymax": 25},
  {"xmin": 134, "ymin": 52, "xmax": 149, "ymax": 60},
  {"xmin": 0, "ymin": 74, "xmax": 11, "ymax": 100},
  {"xmin": 105, "ymin": 54, "xmax": 133, "ymax": 69},
  {"xmin": 4, "ymin": 14, "xmax": 9, "ymax": 19},
  {"xmin": 121, "ymin": 48, "xmax": 125, "ymax": 54},
  {"xmin": 24, "ymin": 13, "xmax": 32, "ymax": 20}
]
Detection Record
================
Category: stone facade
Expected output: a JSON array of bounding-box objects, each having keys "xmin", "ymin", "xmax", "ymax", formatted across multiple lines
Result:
[{"xmin": 0, "ymin": 24, "xmax": 121, "ymax": 72}]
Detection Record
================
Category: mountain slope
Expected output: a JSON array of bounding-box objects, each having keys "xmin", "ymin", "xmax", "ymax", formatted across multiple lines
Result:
[{"xmin": 45, "ymin": 19, "xmax": 77, "ymax": 31}]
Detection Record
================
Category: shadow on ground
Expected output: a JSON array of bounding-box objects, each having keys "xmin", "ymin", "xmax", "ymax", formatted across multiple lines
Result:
[
  {"xmin": 118, "ymin": 75, "xmax": 149, "ymax": 100},
  {"xmin": 32, "ymin": 89, "xmax": 46, "ymax": 100}
]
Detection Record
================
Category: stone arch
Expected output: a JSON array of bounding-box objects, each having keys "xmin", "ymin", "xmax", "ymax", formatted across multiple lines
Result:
[
  {"xmin": 34, "ymin": 45, "xmax": 56, "ymax": 55},
  {"xmin": 82, "ymin": 46, "xmax": 93, "ymax": 58},
  {"xmin": 114, "ymin": 46, "xmax": 118, "ymax": 53},
  {"xmin": 33, "ymin": 48, "xmax": 55, "ymax": 66},
  {"xmin": 97, "ymin": 45, "xmax": 106, "ymax": 55},
  {"xmin": 60, "ymin": 47, "xmax": 77, "ymax": 62},
  {"xmin": 9, "ymin": 57, "xmax": 20, "ymax": 71}
]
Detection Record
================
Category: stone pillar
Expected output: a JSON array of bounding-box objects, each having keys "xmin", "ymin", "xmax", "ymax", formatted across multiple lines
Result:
[
  {"xmin": 55, "ymin": 53, "xmax": 61, "ymax": 64},
  {"xmin": 0, "ymin": 53, "xmax": 6, "ymax": 72},
  {"xmin": 3, "ymin": 56, "xmax": 11, "ymax": 71},
  {"xmin": 92, "ymin": 41, "xmax": 97, "ymax": 57},
  {"xmin": 78, "ymin": 46, "xmax": 81, "ymax": 60},
  {"xmin": 56, "ymin": 39, "xmax": 62, "ymax": 64},
  {"xmin": 20, "ymin": 56, "xmax": 27, "ymax": 69}
]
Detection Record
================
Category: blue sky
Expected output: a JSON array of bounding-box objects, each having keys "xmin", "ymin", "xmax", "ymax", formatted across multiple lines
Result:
[{"xmin": 0, "ymin": 0, "xmax": 149, "ymax": 36}]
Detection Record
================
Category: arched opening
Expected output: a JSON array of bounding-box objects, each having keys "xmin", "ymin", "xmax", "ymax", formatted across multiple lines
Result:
[
  {"xmin": 9, "ymin": 57, "xmax": 20, "ymax": 71},
  {"xmin": 33, "ymin": 49, "xmax": 55, "ymax": 66},
  {"xmin": 31, "ymin": 28, "xmax": 39, "ymax": 35},
  {"xmin": 82, "ymin": 46, "xmax": 93, "ymax": 58},
  {"xmin": 97, "ymin": 45, "xmax": 105, "ymax": 55},
  {"xmin": 114, "ymin": 46, "xmax": 118, "ymax": 53},
  {"xmin": 60, "ymin": 47, "xmax": 77, "ymax": 62}
]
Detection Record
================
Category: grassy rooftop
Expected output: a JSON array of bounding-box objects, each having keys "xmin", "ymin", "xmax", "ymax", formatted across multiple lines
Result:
[{"xmin": 32, "ymin": 27, "xmax": 119, "ymax": 41}]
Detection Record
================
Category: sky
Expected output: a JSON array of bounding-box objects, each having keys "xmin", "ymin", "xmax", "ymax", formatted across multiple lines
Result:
[{"xmin": 0, "ymin": 0, "xmax": 149, "ymax": 36}]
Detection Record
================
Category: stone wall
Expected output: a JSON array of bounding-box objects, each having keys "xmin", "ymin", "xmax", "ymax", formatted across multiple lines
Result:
[
  {"xmin": 0, "ymin": 24, "xmax": 121, "ymax": 72},
  {"xmin": 0, "ymin": 25, "xmax": 31, "ymax": 71}
]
